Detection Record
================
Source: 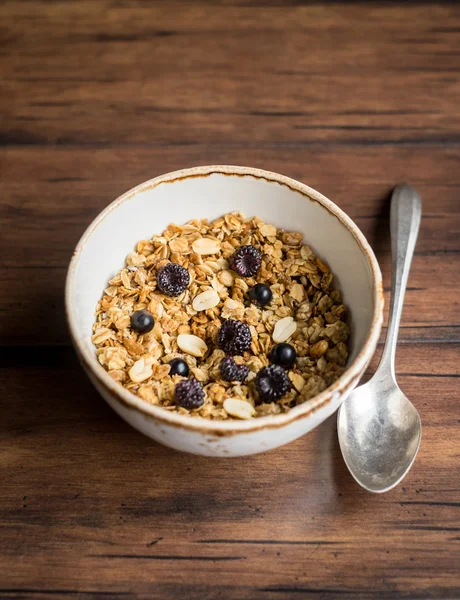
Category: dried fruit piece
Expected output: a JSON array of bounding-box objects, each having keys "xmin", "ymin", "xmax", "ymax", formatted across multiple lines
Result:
[
  {"xmin": 224, "ymin": 398, "xmax": 255, "ymax": 420},
  {"xmin": 272, "ymin": 316, "xmax": 297, "ymax": 343},
  {"xmin": 122, "ymin": 336, "xmax": 144, "ymax": 355},
  {"xmin": 192, "ymin": 289, "xmax": 220, "ymax": 312},
  {"xmin": 177, "ymin": 334, "xmax": 208, "ymax": 357}
]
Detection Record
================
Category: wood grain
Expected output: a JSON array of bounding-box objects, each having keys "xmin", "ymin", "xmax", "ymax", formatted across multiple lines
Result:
[
  {"xmin": 1, "ymin": 1, "xmax": 459, "ymax": 598},
  {"xmin": 1, "ymin": 345, "xmax": 459, "ymax": 599},
  {"xmin": 1, "ymin": 146, "xmax": 460, "ymax": 345},
  {"xmin": 2, "ymin": 3, "xmax": 460, "ymax": 146}
]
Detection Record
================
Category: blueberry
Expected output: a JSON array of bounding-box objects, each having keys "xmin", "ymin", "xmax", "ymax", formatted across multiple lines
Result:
[
  {"xmin": 130, "ymin": 310, "xmax": 155, "ymax": 334},
  {"xmin": 169, "ymin": 358, "xmax": 190, "ymax": 377},
  {"xmin": 249, "ymin": 283, "xmax": 272, "ymax": 307},
  {"xmin": 175, "ymin": 379, "xmax": 205, "ymax": 409},
  {"xmin": 271, "ymin": 343, "xmax": 297, "ymax": 369}
]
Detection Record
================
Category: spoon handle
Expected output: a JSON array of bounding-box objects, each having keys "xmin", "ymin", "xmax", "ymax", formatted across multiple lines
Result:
[{"xmin": 376, "ymin": 184, "xmax": 422, "ymax": 380}]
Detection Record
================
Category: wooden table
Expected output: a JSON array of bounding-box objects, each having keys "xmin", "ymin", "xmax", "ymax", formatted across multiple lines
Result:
[{"xmin": 1, "ymin": 2, "xmax": 459, "ymax": 598}]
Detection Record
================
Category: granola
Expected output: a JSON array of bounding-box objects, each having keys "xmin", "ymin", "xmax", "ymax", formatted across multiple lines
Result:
[{"xmin": 92, "ymin": 213, "xmax": 350, "ymax": 419}]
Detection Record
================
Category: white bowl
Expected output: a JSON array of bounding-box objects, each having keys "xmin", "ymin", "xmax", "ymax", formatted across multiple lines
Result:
[{"xmin": 66, "ymin": 165, "xmax": 383, "ymax": 457}]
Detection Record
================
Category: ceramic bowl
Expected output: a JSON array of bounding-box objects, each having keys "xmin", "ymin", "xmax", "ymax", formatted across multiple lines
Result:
[{"xmin": 66, "ymin": 165, "xmax": 383, "ymax": 456}]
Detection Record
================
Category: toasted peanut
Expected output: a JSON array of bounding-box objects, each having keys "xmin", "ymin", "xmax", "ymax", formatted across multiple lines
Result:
[
  {"xmin": 218, "ymin": 269, "xmax": 234, "ymax": 286},
  {"xmin": 192, "ymin": 289, "xmax": 220, "ymax": 312},
  {"xmin": 177, "ymin": 334, "xmax": 208, "ymax": 357},
  {"xmin": 129, "ymin": 357, "xmax": 153, "ymax": 383},
  {"xmin": 272, "ymin": 316, "xmax": 297, "ymax": 343},
  {"xmin": 192, "ymin": 238, "xmax": 221, "ymax": 255},
  {"xmin": 223, "ymin": 398, "xmax": 255, "ymax": 420}
]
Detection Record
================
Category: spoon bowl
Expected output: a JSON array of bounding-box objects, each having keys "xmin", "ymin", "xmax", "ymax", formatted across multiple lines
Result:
[{"xmin": 338, "ymin": 379, "xmax": 422, "ymax": 493}]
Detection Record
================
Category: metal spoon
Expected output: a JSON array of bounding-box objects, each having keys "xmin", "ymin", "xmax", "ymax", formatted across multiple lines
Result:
[{"xmin": 337, "ymin": 184, "xmax": 422, "ymax": 493}]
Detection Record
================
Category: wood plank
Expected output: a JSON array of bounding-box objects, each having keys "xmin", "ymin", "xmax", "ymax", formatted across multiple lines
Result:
[
  {"xmin": 1, "ymin": 344, "xmax": 459, "ymax": 599},
  {"xmin": 1, "ymin": 147, "xmax": 459, "ymax": 345},
  {"xmin": 3, "ymin": 72, "xmax": 460, "ymax": 146},
  {"xmin": 1, "ymin": 3, "xmax": 460, "ymax": 146},
  {"xmin": 1, "ymin": 146, "xmax": 460, "ymax": 268}
]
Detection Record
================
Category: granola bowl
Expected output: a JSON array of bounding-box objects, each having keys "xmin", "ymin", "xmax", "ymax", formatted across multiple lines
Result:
[{"xmin": 66, "ymin": 165, "xmax": 383, "ymax": 456}]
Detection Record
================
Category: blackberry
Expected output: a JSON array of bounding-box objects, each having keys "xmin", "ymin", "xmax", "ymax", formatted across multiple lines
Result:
[
  {"xmin": 219, "ymin": 357, "xmax": 249, "ymax": 383},
  {"xmin": 255, "ymin": 364, "xmax": 291, "ymax": 402},
  {"xmin": 130, "ymin": 310, "xmax": 155, "ymax": 334},
  {"xmin": 174, "ymin": 379, "xmax": 204, "ymax": 409},
  {"xmin": 157, "ymin": 263, "xmax": 190, "ymax": 297},
  {"xmin": 229, "ymin": 245, "xmax": 262, "ymax": 278},
  {"xmin": 217, "ymin": 319, "xmax": 252, "ymax": 355}
]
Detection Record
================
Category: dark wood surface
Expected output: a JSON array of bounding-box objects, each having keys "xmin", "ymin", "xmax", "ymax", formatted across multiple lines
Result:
[{"xmin": 1, "ymin": 2, "xmax": 459, "ymax": 598}]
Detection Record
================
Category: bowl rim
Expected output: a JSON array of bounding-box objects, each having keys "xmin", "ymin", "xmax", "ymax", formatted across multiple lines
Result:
[{"xmin": 66, "ymin": 165, "xmax": 384, "ymax": 435}]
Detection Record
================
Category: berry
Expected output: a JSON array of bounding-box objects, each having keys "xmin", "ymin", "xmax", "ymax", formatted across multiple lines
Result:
[
  {"xmin": 229, "ymin": 245, "xmax": 262, "ymax": 278},
  {"xmin": 174, "ymin": 379, "xmax": 204, "ymax": 409},
  {"xmin": 169, "ymin": 358, "xmax": 189, "ymax": 377},
  {"xmin": 219, "ymin": 357, "xmax": 249, "ymax": 383},
  {"xmin": 271, "ymin": 343, "xmax": 297, "ymax": 369},
  {"xmin": 157, "ymin": 263, "xmax": 190, "ymax": 297},
  {"xmin": 130, "ymin": 310, "xmax": 155, "ymax": 334},
  {"xmin": 255, "ymin": 364, "xmax": 291, "ymax": 402},
  {"xmin": 217, "ymin": 319, "xmax": 252, "ymax": 355},
  {"xmin": 249, "ymin": 283, "xmax": 272, "ymax": 306}
]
